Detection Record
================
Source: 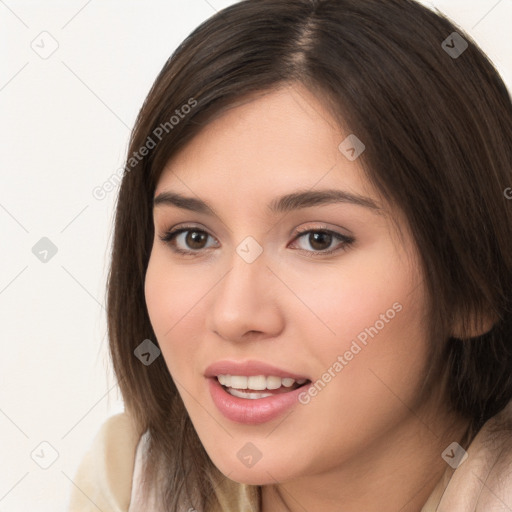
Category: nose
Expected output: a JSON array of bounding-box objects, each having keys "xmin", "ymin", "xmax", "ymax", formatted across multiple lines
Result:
[{"xmin": 207, "ymin": 248, "xmax": 285, "ymax": 343}]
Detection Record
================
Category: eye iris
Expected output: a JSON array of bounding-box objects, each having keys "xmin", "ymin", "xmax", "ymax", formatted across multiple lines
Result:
[
  {"xmin": 309, "ymin": 232, "xmax": 332, "ymax": 250},
  {"xmin": 186, "ymin": 231, "xmax": 208, "ymax": 249}
]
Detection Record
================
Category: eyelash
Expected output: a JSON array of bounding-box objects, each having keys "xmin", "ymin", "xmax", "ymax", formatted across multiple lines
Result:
[{"xmin": 158, "ymin": 225, "xmax": 355, "ymax": 258}]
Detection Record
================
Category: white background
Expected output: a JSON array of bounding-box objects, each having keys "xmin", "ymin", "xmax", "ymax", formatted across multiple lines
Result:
[{"xmin": 1, "ymin": 0, "xmax": 511, "ymax": 510}]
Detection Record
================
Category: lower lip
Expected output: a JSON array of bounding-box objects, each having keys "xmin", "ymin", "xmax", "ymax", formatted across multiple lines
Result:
[{"xmin": 208, "ymin": 377, "xmax": 308, "ymax": 425}]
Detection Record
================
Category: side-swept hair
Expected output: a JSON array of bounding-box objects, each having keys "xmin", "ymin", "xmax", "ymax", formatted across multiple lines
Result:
[{"xmin": 106, "ymin": 1, "xmax": 512, "ymax": 509}]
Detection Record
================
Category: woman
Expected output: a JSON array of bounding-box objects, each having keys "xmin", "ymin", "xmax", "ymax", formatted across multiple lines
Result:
[{"xmin": 69, "ymin": 0, "xmax": 512, "ymax": 510}]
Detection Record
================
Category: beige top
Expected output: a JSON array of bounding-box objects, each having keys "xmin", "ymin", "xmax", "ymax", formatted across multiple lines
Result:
[{"xmin": 68, "ymin": 400, "xmax": 512, "ymax": 511}]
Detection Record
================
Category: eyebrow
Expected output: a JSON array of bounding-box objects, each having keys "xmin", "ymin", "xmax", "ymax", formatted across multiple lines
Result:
[{"xmin": 153, "ymin": 189, "xmax": 381, "ymax": 215}]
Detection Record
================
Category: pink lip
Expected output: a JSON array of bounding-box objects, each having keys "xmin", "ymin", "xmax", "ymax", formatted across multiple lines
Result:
[
  {"xmin": 205, "ymin": 360, "xmax": 311, "ymax": 424},
  {"xmin": 207, "ymin": 377, "xmax": 310, "ymax": 425},
  {"xmin": 204, "ymin": 360, "xmax": 309, "ymax": 380}
]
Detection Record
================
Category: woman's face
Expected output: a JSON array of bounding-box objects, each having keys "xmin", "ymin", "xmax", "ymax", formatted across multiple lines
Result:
[{"xmin": 145, "ymin": 84, "xmax": 433, "ymax": 485}]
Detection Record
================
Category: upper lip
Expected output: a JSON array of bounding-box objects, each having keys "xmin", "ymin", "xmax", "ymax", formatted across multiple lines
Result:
[{"xmin": 204, "ymin": 360, "xmax": 310, "ymax": 380}]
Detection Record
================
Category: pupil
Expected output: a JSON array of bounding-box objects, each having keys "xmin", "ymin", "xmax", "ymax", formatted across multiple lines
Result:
[
  {"xmin": 310, "ymin": 232, "xmax": 331, "ymax": 250},
  {"xmin": 187, "ymin": 231, "xmax": 207, "ymax": 249}
]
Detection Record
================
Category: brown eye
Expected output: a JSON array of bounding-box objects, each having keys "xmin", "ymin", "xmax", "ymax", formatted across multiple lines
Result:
[
  {"xmin": 159, "ymin": 227, "xmax": 219, "ymax": 255},
  {"xmin": 290, "ymin": 229, "xmax": 355, "ymax": 256},
  {"xmin": 308, "ymin": 232, "xmax": 333, "ymax": 251},
  {"xmin": 186, "ymin": 230, "xmax": 209, "ymax": 249}
]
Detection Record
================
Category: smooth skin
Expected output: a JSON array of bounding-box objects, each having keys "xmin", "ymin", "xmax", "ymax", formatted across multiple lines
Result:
[{"xmin": 144, "ymin": 84, "xmax": 469, "ymax": 512}]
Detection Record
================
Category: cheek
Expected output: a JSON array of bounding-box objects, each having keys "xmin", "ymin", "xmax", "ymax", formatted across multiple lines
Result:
[
  {"xmin": 144, "ymin": 253, "xmax": 174, "ymax": 337},
  {"xmin": 144, "ymin": 251, "xmax": 211, "ymax": 375},
  {"xmin": 287, "ymin": 246, "xmax": 429, "ymax": 413},
  {"xmin": 145, "ymin": 250, "xmax": 194, "ymax": 332},
  {"xmin": 285, "ymin": 284, "xmax": 429, "ymax": 471},
  {"xmin": 284, "ymin": 245, "xmax": 418, "ymax": 358},
  {"xmin": 318, "ymin": 296, "xmax": 427, "ymax": 416}
]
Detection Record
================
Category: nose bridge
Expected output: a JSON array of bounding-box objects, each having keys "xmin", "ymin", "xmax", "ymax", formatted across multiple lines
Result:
[
  {"xmin": 219, "ymin": 242, "xmax": 269, "ymax": 308},
  {"xmin": 208, "ymin": 239, "xmax": 283, "ymax": 340}
]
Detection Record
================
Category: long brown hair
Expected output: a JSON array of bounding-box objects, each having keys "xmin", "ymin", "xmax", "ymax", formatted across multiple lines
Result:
[{"xmin": 106, "ymin": 0, "xmax": 512, "ymax": 510}]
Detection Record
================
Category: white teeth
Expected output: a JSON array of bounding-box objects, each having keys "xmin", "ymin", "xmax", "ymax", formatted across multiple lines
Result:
[
  {"xmin": 230, "ymin": 376, "xmax": 248, "ymax": 389},
  {"xmin": 266, "ymin": 376, "xmax": 282, "ymax": 390},
  {"xmin": 248, "ymin": 375, "xmax": 267, "ymax": 390},
  {"xmin": 227, "ymin": 388, "xmax": 273, "ymax": 399},
  {"xmin": 216, "ymin": 374, "xmax": 307, "ymax": 390}
]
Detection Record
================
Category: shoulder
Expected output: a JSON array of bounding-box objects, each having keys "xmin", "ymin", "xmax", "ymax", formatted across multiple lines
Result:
[
  {"xmin": 436, "ymin": 400, "xmax": 512, "ymax": 511},
  {"xmin": 67, "ymin": 412, "xmax": 141, "ymax": 512}
]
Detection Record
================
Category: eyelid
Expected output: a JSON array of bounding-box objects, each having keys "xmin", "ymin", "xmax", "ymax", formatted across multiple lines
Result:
[
  {"xmin": 292, "ymin": 222, "xmax": 352, "ymax": 237},
  {"xmin": 289, "ymin": 226, "xmax": 354, "ymax": 255},
  {"xmin": 158, "ymin": 224, "xmax": 219, "ymax": 248},
  {"xmin": 159, "ymin": 223, "xmax": 355, "ymax": 256}
]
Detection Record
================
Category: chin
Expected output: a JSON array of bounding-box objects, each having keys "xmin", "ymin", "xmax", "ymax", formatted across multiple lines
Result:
[
  {"xmin": 210, "ymin": 456, "xmax": 298, "ymax": 486},
  {"xmin": 224, "ymin": 469, "xmax": 283, "ymax": 486}
]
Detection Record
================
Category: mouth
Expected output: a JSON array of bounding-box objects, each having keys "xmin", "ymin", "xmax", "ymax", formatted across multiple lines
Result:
[
  {"xmin": 215, "ymin": 374, "xmax": 310, "ymax": 399},
  {"xmin": 204, "ymin": 360, "xmax": 312, "ymax": 423}
]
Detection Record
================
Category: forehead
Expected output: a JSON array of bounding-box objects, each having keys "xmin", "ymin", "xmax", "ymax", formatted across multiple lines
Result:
[{"xmin": 155, "ymin": 84, "xmax": 375, "ymax": 203}]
